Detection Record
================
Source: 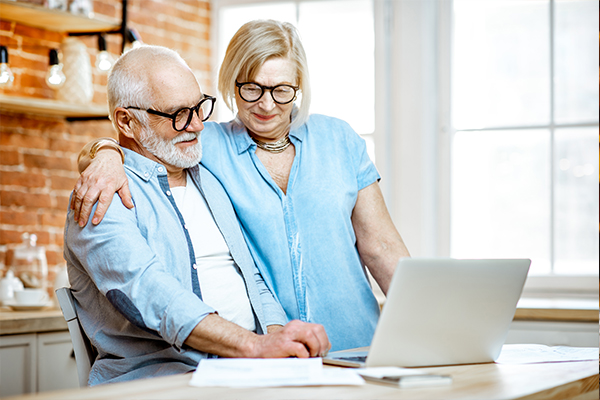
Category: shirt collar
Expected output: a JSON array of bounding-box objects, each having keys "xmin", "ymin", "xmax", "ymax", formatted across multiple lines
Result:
[{"xmin": 122, "ymin": 147, "xmax": 168, "ymax": 182}]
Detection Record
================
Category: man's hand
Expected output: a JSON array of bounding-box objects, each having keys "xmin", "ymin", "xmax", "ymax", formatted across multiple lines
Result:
[
  {"xmin": 185, "ymin": 315, "xmax": 330, "ymax": 359},
  {"xmin": 71, "ymin": 150, "xmax": 133, "ymax": 227},
  {"xmin": 251, "ymin": 320, "xmax": 330, "ymax": 358}
]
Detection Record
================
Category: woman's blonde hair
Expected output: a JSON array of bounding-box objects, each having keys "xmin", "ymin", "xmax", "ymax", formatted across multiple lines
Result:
[{"xmin": 218, "ymin": 19, "xmax": 311, "ymax": 130}]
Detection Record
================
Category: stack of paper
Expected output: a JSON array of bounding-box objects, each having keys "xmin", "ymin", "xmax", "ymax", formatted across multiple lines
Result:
[{"xmin": 189, "ymin": 358, "xmax": 364, "ymax": 388}]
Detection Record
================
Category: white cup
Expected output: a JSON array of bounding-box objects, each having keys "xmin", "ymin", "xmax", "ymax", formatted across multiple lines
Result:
[{"xmin": 15, "ymin": 289, "xmax": 49, "ymax": 306}]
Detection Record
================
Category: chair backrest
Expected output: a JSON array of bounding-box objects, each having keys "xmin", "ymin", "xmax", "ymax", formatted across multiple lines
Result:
[{"xmin": 55, "ymin": 287, "xmax": 97, "ymax": 387}]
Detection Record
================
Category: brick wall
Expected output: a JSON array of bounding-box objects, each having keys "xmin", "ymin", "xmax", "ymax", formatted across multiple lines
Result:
[{"xmin": 0, "ymin": 0, "xmax": 212, "ymax": 289}]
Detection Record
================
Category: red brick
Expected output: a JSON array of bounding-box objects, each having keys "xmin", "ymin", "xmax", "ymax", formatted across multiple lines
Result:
[
  {"xmin": 0, "ymin": 171, "xmax": 47, "ymax": 188},
  {"xmin": 15, "ymin": 24, "xmax": 64, "ymax": 43},
  {"xmin": 48, "ymin": 138, "xmax": 85, "ymax": 153},
  {"xmin": 0, "ymin": 210, "xmax": 37, "ymax": 226},
  {"xmin": 50, "ymin": 175, "xmax": 76, "ymax": 191},
  {"xmin": 19, "ymin": 72, "xmax": 47, "ymax": 90},
  {"xmin": 1, "ymin": 131, "xmax": 48, "ymax": 149},
  {"xmin": 46, "ymin": 250, "xmax": 61, "ymax": 266},
  {"xmin": 24, "ymin": 154, "xmax": 73, "ymax": 171},
  {"xmin": 0, "ymin": 190, "xmax": 52, "ymax": 208},
  {"xmin": 29, "ymin": 230, "xmax": 50, "ymax": 245},
  {"xmin": 0, "ymin": 229, "xmax": 23, "ymax": 245},
  {"xmin": 39, "ymin": 210, "xmax": 66, "ymax": 227},
  {"xmin": 8, "ymin": 54, "xmax": 47, "ymax": 72},
  {"xmin": 54, "ymin": 194, "xmax": 70, "ymax": 211},
  {"xmin": 0, "ymin": 150, "xmax": 20, "ymax": 165},
  {"xmin": 0, "ymin": 20, "xmax": 14, "ymax": 31},
  {"xmin": 54, "ymin": 232, "xmax": 64, "ymax": 246}
]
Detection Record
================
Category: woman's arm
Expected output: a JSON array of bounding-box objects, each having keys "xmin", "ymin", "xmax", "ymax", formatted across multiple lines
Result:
[
  {"xmin": 351, "ymin": 181, "xmax": 410, "ymax": 295},
  {"xmin": 71, "ymin": 138, "xmax": 133, "ymax": 227}
]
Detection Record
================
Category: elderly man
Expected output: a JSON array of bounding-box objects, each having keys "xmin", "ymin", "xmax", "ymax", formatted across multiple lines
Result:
[{"xmin": 63, "ymin": 45, "xmax": 329, "ymax": 386}]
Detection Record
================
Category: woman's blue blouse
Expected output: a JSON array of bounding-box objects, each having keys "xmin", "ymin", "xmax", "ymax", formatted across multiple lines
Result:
[{"xmin": 201, "ymin": 114, "xmax": 381, "ymax": 351}]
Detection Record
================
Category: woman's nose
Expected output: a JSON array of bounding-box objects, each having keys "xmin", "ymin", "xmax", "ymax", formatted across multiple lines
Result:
[{"xmin": 257, "ymin": 91, "xmax": 276, "ymax": 111}]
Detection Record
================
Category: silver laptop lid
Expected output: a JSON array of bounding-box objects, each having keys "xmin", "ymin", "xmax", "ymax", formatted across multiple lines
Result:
[{"xmin": 366, "ymin": 258, "xmax": 530, "ymax": 368}]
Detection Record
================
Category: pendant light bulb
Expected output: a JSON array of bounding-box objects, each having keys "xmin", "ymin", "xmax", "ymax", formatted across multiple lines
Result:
[
  {"xmin": 0, "ymin": 45, "xmax": 15, "ymax": 88},
  {"xmin": 46, "ymin": 49, "xmax": 66, "ymax": 89},
  {"xmin": 95, "ymin": 34, "xmax": 114, "ymax": 73}
]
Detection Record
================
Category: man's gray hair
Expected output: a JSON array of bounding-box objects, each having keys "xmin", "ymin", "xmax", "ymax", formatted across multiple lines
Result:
[{"xmin": 107, "ymin": 45, "xmax": 189, "ymax": 131}]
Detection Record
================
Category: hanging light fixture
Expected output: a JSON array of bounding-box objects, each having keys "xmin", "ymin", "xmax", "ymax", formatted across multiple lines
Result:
[
  {"xmin": 45, "ymin": 49, "xmax": 66, "ymax": 89},
  {"xmin": 95, "ymin": 34, "xmax": 114, "ymax": 73},
  {"xmin": 0, "ymin": 45, "xmax": 15, "ymax": 87}
]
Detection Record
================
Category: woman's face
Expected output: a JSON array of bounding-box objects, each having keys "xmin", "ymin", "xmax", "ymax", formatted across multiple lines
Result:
[{"xmin": 235, "ymin": 57, "xmax": 297, "ymax": 141}]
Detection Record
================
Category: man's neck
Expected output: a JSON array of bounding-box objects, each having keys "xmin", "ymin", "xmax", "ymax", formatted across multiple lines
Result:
[{"xmin": 168, "ymin": 168, "xmax": 186, "ymax": 187}]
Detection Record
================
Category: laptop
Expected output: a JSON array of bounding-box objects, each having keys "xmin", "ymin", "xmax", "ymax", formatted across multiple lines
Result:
[{"xmin": 324, "ymin": 258, "xmax": 530, "ymax": 368}]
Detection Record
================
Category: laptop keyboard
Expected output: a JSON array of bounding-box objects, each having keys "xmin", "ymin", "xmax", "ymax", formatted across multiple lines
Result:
[{"xmin": 335, "ymin": 356, "xmax": 367, "ymax": 362}]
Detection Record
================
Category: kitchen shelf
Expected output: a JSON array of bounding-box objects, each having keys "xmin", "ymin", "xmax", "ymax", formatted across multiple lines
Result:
[
  {"xmin": 0, "ymin": 94, "xmax": 108, "ymax": 118},
  {"xmin": 0, "ymin": 0, "xmax": 120, "ymax": 32}
]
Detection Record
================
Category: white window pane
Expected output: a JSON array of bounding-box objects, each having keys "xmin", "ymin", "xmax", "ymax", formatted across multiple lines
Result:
[
  {"xmin": 554, "ymin": 127, "xmax": 599, "ymax": 275},
  {"xmin": 217, "ymin": 2, "xmax": 297, "ymax": 122},
  {"xmin": 452, "ymin": 0, "xmax": 550, "ymax": 129},
  {"xmin": 298, "ymin": 0, "xmax": 374, "ymax": 134},
  {"xmin": 451, "ymin": 130, "xmax": 551, "ymax": 274},
  {"xmin": 554, "ymin": 0, "xmax": 599, "ymax": 124}
]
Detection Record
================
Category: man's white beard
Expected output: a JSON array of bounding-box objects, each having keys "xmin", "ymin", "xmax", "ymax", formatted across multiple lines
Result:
[{"xmin": 140, "ymin": 130, "xmax": 202, "ymax": 168}]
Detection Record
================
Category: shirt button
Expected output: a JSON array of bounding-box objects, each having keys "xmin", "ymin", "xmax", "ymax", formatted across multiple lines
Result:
[
  {"xmin": 166, "ymin": 190, "xmax": 171, "ymax": 196},
  {"xmin": 192, "ymin": 263, "xmax": 197, "ymax": 269},
  {"xmin": 144, "ymin": 172, "xmax": 149, "ymax": 177},
  {"xmin": 158, "ymin": 167, "xmax": 164, "ymax": 172}
]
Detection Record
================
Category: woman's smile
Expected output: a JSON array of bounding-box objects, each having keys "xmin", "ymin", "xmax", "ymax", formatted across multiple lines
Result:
[{"xmin": 253, "ymin": 113, "xmax": 276, "ymax": 122}]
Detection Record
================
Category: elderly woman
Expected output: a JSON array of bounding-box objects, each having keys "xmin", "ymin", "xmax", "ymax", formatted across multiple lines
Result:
[{"xmin": 72, "ymin": 19, "xmax": 410, "ymax": 351}]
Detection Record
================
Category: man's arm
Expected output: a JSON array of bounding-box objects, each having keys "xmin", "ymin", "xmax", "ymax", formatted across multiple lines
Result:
[
  {"xmin": 185, "ymin": 315, "xmax": 329, "ymax": 358},
  {"xmin": 71, "ymin": 138, "xmax": 132, "ymax": 227}
]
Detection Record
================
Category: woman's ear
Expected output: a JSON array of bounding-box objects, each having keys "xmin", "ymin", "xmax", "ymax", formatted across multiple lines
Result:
[{"xmin": 114, "ymin": 108, "xmax": 137, "ymax": 139}]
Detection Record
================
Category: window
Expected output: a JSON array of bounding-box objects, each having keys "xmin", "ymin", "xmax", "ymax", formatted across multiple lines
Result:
[
  {"xmin": 214, "ymin": 0, "xmax": 375, "ymax": 161},
  {"xmin": 450, "ymin": 0, "xmax": 598, "ymax": 278}
]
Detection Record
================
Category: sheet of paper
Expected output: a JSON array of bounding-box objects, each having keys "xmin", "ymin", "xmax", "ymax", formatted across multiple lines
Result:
[
  {"xmin": 189, "ymin": 358, "xmax": 364, "ymax": 388},
  {"xmin": 496, "ymin": 344, "xmax": 599, "ymax": 364}
]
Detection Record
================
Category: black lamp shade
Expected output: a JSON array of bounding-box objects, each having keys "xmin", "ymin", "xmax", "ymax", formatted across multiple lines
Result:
[
  {"xmin": 0, "ymin": 46, "xmax": 8, "ymax": 64},
  {"xmin": 98, "ymin": 34, "xmax": 107, "ymax": 52},
  {"xmin": 127, "ymin": 28, "xmax": 141, "ymax": 43},
  {"xmin": 49, "ymin": 49, "xmax": 60, "ymax": 66}
]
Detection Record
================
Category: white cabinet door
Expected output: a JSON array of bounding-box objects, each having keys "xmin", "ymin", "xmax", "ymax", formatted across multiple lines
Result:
[
  {"xmin": 0, "ymin": 333, "xmax": 37, "ymax": 397},
  {"xmin": 37, "ymin": 331, "xmax": 79, "ymax": 392}
]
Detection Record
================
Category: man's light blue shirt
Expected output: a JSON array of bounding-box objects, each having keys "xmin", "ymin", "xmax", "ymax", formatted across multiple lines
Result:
[
  {"xmin": 201, "ymin": 114, "xmax": 381, "ymax": 351},
  {"xmin": 64, "ymin": 149, "xmax": 286, "ymax": 385}
]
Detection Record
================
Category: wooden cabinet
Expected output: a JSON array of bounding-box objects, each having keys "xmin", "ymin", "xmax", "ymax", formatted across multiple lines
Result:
[
  {"xmin": 0, "ymin": 331, "xmax": 78, "ymax": 397},
  {"xmin": 0, "ymin": 333, "xmax": 36, "ymax": 397}
]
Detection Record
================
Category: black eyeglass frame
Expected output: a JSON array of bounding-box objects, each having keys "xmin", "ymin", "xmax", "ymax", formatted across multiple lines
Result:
[
  {"xmin": 235, "ymin": 81, "xmax": 299, "ymax": 104},
  {"xmin": 125, "ymin": 94, "xmax": 216, "ymax": 132}
]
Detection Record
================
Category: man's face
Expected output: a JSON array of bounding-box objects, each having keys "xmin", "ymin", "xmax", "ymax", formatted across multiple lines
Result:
[{"xmin": 137, "ymin": 64, "xmax": 205, "ymax": 169}]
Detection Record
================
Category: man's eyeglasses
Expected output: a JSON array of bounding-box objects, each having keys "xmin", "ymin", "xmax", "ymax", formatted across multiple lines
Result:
[
  {"xmin": 125, "ymin": 94, "xmax": 216, "ymax": 132},
  {"xmin": 236, "ymin": 81, "xmax": 298, "ymax": 104}
]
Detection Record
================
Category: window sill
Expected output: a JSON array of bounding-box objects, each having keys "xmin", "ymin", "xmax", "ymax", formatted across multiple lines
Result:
[{"xmin": 514, "ymin": 297, "xmax": 599, "ymax": 323}]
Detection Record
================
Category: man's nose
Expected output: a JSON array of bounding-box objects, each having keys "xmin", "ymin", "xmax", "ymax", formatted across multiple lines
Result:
[{"xmin": 187, "ymin": 110, "xmax": 205, "ymax": 132}]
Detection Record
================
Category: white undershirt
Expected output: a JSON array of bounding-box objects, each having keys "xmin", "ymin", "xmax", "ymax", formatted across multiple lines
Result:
[{"xmin": 170, "ymin": 173, "xmax": 256, "ymax": 332}]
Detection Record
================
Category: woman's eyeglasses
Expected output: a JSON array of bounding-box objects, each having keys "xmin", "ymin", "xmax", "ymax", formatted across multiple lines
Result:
[{"xmin": 236, "ymin": 81, "xmax": 298, "ymax": 104}]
